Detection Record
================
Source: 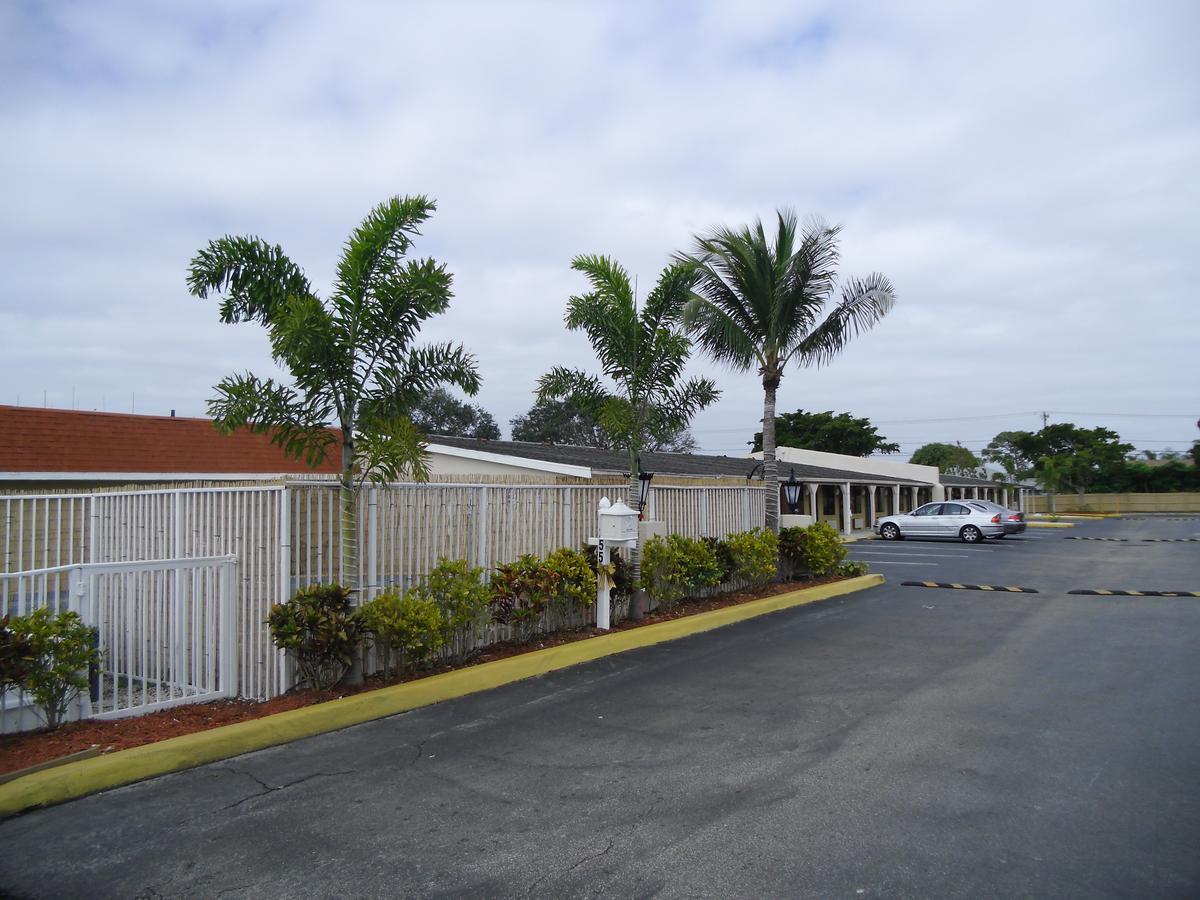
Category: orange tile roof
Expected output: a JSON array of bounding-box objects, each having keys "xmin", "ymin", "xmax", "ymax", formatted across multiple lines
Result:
[{"xmin": 0, "ymin": 405, "xmax": 341, "ymax": 475}]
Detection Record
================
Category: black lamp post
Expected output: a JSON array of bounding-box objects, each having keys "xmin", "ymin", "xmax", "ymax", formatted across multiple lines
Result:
[
  {"xmin": 782, "ymin": 468, "xmax": 802, "ymax": 513},
  {"xmin": 637, "ymin": 463, "xmax": 655, "ymax": 520}
]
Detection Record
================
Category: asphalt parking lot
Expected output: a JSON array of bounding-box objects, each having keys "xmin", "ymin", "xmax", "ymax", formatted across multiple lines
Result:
[
  {"xmin": 849, "ymin": 514, "xmax": 1200, "ymax": 595},
  {"xmin": 1, "ymin": 515, "xmax": 1198, "ymax": 898}
]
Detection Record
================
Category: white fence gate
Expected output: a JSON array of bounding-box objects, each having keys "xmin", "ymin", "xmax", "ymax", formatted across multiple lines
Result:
[{"xmin": 1, "ymin": 555, "xmax": 237, "ymax": 734}]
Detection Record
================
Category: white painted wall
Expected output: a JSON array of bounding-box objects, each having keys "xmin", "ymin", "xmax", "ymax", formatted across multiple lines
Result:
[
  {"xmin": 424, "ymin": 444, "xmax": 593, "ymax": 479},
  {"xmin": 763, "ymin": 446, "xmax": 939, "ymax": 484}
]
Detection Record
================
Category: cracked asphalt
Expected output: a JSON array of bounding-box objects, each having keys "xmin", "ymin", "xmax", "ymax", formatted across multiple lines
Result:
[{"xmin": 1, "ymin": 516, "xmax": 1198, "ymax": 898}]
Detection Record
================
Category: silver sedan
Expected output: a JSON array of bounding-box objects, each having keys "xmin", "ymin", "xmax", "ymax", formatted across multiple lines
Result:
[
  {"xmin": 963, "ymin": 499, "xmax": 1027, "ymax": 534},
  {"xmin": 875, "ymin": 501, "xmax": 1006, "ymax": 543}
]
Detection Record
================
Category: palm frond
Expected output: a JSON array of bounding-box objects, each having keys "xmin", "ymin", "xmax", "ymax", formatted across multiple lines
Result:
[
  {"xmin": 355, "ymin": 415, "xmax": 430, "ymax": 487},
  {"xmin": 187, "ymin": 236, "xmax": 313, "ymax": 326},
  {"xmin": 333, "ymin": 195, "xmax": 437, "ymax": 310},
  {"xmin": 207, "ymin": 373, "xmax": 336, "ymax": 467},
  {"xmin": 788, "ymin": 272, "xmax": 896, "ymax": 367},
  {"xmin": 371, "ymin": 341, "xmax": 481, "ymax": 410},
  {"xmin": 535, "ymin": 368, "xmax": 610, "ymax": 413}
]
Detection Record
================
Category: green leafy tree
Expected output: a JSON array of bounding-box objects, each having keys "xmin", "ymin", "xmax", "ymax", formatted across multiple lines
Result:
[
  {"xmin": 752, "ymin": 409, "xmax": 898, "ymax": 456},
  {"xmin": 910, "ymin": 442, "xmax": 983, "ymax": 476},
  {"xmin": 982, "ymin": 431, "xmax": 1034, "ymax": 481},
  {"xmin": 510, "ymin": 397, "xmax": 697, "ymax": 451},
  {"xmin": 510, "ymin": 398, "xmax": 609, "ymax": 447},
  {"xmin": 408, "ymin": 387, "xmax": 500, "ymax": 440},
  {"xmin": 681, "ymin": 212, "xmax": 895, "ymax": 531},
  {"xmin": 188, "ymin": 196, "xmax": 481, "ymax": 617},
  {"xmin": 996, "ymin": 424, "xmax": 1134, "ymax": 498}
]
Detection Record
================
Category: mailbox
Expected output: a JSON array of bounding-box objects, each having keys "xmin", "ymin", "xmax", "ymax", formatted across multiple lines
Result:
[{"xmin": 598, "ymin": 498, "xmax": 639, "ymax": 542}]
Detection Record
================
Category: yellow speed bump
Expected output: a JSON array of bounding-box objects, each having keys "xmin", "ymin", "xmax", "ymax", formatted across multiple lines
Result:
[{"xmin": 0, "ymin": 574, "xmax": 884, "ymax": 818}]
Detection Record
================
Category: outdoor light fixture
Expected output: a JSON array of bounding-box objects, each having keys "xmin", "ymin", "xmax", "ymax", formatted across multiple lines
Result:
[
  {"xmin": 782, "ymin": 468, "xmax": 802, "ymax": 512},
  {"xmin": 636, "ymin": 461, "xmax": 655, "ymax": 519}
]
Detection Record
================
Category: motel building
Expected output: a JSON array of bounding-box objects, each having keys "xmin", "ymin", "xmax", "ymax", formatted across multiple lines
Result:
[{"xmin": 0, "ymin": 407, "xmax": 1032, "ymax": 538}]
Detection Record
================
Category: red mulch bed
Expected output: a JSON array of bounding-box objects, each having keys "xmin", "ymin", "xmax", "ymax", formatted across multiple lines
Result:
[{"xmin": 0, "ymin": 576, "xmax": 844, "ymax": 777}]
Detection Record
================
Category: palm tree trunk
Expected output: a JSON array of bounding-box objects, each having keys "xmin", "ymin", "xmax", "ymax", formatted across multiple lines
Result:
[
  {"xmin": 627, "ymin": 452, "xmax": 646, "ymax": 620},
  {"xmin": 762, "ymin": 380, "xmax": 780, "ymax": 532},
  {"xmin": 340, "ymin": 432, "xmax": 364, "ymax": 685}
]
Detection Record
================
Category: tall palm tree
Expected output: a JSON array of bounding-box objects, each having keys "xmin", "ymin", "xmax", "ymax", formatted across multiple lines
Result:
[
  {"xmin": 680, "ymin": 211, "xmax": 895, "ymax": 532},
  {"xmin": 188, "ymin": 195, "xmax": 481, "ymax": 601}
]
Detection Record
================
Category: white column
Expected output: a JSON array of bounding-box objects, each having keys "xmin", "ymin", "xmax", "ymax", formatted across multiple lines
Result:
[
  {"xmin": 841, "ymin": 482, "xmax": 852, "ymax": 535},
  {"xmin": 867, "ymin": 486, "xmax": 876, "ymax": 529},
  {"xmin": 892, "ymin": 485, "xmax": 901, "ymax": 517},
  {"xmin": 808, "ymin": 484, "xmax": 819, "ymax": 520}
]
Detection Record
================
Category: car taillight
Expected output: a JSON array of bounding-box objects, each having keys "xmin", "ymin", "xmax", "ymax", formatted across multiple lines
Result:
[
  {"xmin": 991, "ymin": 514, "xmax": 1001, "ymax": 523},
  {"xmin": 1007, "ymin": 514, "xmax": 1021, "ymax": 521}
]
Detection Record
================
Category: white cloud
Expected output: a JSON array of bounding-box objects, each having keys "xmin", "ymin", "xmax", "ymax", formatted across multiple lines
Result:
[{"xmin": 1, "ymin": 0, "xmax": 1196, "ymax": 455}]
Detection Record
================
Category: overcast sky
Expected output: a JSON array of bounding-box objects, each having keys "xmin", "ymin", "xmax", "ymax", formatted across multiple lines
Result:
[{"xmin": 2, "ymin": 0, "xmax": 1196, "ymax": 460}]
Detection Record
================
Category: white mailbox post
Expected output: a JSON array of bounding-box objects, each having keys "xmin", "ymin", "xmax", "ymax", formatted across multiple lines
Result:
[{"xmin": 590, "ymin": 497, "xmax": 639, "ymax": 630}]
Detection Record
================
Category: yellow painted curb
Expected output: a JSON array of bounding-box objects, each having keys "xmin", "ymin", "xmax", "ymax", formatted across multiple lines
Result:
[
  {"xmin": 1027, "ymin": 521, "xmax": 1075, "ymax": 528},
  {"xmin": 0, "ymin": 574, "xmax": 884, "ymax": 818}
]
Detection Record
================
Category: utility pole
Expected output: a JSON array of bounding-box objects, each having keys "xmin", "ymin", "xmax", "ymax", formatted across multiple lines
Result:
[{"xmin": 1041, "ymin": 411, "xmax": 1049, "ymax": 428}]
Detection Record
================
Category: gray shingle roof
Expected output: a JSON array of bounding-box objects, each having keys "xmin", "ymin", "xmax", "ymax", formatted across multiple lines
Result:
[{"xmin": 427, "ymin": 435, "xmax": 926, "ymax": 484}]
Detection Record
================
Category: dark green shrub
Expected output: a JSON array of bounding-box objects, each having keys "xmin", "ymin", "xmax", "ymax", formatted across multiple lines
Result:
[
  {"xmin": 360, "ymin": 590, "xmax": 444, "ymax": 677},
  {"xmin": 0, "ymin": 615, "xmax": 35, "ymax": 691},
  {"xmin": 723, "ymin": 528, "xmax": 780, "ymax": 588},
  {"xmin": 490, "ymin": 554, "xmax": 556, "ymax": 642},
  {"xmin": 639, "ymin": 534, "xmax": 722, "ymax": 611},
  {"xmin": 410, "ymin": 557, "xmax": 491, "ymax": 664},
  {"xmin": 267, "ymin": 584, "xmax": 363, "ymax": 690},
  {"xmin": 779, "ymin": 522, "xmax": 846, "ymax": 578},
  {"xmin": 702, "ymin": 537, "xmax": 737, "ymax": 583},
  {"xmin": 7, "ymin": 608, "xmax": 102, "ymax": 729},
  {"xmin": 544, "ymin": 547, "xmax": 597, "ymax": 629}
]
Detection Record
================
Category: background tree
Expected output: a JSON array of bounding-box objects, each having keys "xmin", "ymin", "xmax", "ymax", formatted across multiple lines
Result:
[
  {"xmin": 188, "ymin": 195, "xmax": 481, "ymax": 614},
  {"xmin": 752, "ymin": 409, "xmax": 898, "ymax": 456},
  {"xmin": 982, "ymin": 430, "xmax": 1032, "ymax": 481},
  {"xmin": 536, "ymin": 254, "xmax": 719, "ymax": 616},
  {"xmin": 681, "ymin": 211, "xmax": 895, "ymax": 531},
  {"xmin": 909, "ymin": 442, "xmax": 983, "ymax": 476},
  {"xmin": 509, "ymin": 397, "xmax": 697, "ymax": 451},
  {"xmin": 510, "ymin": 397, "xmax": 608, "ymax": 447},
  {"xmin": 985, "ymin": 424, "xmax": 1134, "ymax": 498},
  {"xmin": 408, "ymin": 387, "xmax": 500, "ymax": 439}
]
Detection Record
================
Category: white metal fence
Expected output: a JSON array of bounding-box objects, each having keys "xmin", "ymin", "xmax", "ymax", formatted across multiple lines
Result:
[
  {"xmin": 2, "ymin": 482, "xmax": 766, "ymax": 709},
  {"xmin": 1, "ymin": 556, "xmax": 236, "ymax": 733}
]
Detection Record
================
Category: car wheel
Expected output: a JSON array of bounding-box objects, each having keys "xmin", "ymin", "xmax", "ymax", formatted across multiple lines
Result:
[
  {"xmin": 960, "ymin": 525, "xmax": 983, "ymax": 543},
  {"xmin": 996, "ymin": 533, "xmax": 1007, "ymax": 539},
  {"xmin": 880, "ymin": 523, "xmax": 901, "ymax": 541}
]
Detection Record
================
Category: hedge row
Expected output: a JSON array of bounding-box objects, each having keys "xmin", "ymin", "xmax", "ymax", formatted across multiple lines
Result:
[{"xmin": 268, "ymin": 522, "xmax": 867, "ymax": 690}]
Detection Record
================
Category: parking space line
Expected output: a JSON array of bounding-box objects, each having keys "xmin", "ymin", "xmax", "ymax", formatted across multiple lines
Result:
[
  {"xmin": 1141, "ymin": 538, "xmax": 1200, "ymax": 543},
  {"xmin": 1068, "ymin": 589, "xmax": 1200, "ymax": 597},
  {"xmin": 848, "ymin": 551, "xmax": 969, "ymax": 558},
  {"xmin": 1064, "ymin": 536, "xmax": 1129, "ymax": 542}
]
